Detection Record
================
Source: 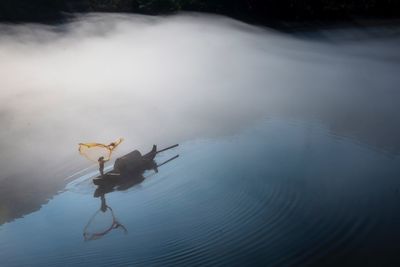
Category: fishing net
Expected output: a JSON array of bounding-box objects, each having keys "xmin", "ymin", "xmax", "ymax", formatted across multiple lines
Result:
[
  {"xmin": 83, "ymin": 206, "xmax": 127, "ymax": 241},
  {"xmin": 78, "ymin": 138, "xmax": 124, "ymax": 162}
]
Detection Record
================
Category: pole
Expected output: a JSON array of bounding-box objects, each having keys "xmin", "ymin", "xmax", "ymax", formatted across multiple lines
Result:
[{"xmin": 156, "ymin": 144, "xmax": 179, "ymax": 154}]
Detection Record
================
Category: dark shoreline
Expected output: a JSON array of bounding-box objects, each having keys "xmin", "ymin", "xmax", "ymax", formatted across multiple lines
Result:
[
  {"xmin": 2, "ymin": 11, "xmax": 400, "ymax": 41},
  {"xmin": 1, "ymin": 0, "xmax": 400, "ymax": 32}
]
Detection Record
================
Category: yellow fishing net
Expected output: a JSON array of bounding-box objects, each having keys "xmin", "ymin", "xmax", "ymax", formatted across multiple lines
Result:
[{"xmin": 78, "ymin": 138, "xmax": 124, "ymax": 162}]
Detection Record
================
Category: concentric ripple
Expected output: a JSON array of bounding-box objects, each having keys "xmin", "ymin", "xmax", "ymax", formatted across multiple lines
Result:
[{"xmin": 1, "ymin": 120, "xmax": 400, "ymax": 267}]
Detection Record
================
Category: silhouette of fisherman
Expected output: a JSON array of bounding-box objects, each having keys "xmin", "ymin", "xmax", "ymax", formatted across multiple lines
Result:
[{"xmin": 98, "ymin": 156, "xmax": 108, "ymax": 176}]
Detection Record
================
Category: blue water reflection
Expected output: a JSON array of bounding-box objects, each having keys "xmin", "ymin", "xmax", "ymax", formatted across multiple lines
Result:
[{"xmin": 1, "ymin": 119, "xmax": 399, "ymax": 266}]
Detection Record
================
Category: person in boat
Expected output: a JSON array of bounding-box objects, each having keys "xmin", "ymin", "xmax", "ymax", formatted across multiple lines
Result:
[{"xmin": 98, "ymin": 156, "xmax": 109, "ymax": 176}]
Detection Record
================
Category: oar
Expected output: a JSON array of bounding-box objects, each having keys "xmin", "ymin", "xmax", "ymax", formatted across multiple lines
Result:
[
  {"xmin": 157, "ymin": 155, "xmax": 179, "ymax": 168},
  {"xmin": 156, "ymin": 144, "xmax": 179, "ymax": 154}
]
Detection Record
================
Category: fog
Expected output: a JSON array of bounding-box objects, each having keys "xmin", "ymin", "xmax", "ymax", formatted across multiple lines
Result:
[{"xmin": 0, "ymin": 14, "xmax": 400, "ymax": 220}]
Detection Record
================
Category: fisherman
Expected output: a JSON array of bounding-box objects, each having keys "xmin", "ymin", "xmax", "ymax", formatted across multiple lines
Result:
[{"xmin": 98, "ymin": 156, "xmax": 108, "ymax": 176}]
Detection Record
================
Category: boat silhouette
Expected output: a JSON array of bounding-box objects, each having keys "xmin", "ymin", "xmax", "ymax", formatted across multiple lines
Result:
[
  {"xmin": 93, "ymin": 144, "xmax": 179, "ymax": 192},
  {"xmin": 84, "ymin": 144, "xmax": 179, "ymax": 241}
]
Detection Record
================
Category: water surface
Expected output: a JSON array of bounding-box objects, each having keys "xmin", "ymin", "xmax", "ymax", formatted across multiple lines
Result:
[
  {"xmin": 1, "ymin": 119, "xmax": 400, "ymax": 266},
  {"xmin": 0, "ymin": 13, "xmax": 400, "ymax": 266}
]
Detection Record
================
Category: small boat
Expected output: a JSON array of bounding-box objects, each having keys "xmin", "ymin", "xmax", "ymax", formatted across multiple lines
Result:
[{"xmin": 93, "ymin": 144, "xmax": 178, "ymax": 186}]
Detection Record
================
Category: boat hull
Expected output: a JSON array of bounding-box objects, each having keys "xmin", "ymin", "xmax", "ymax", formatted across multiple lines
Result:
[{"xmin": 93, "ymin": 145, "xmax": 157, "ymax": 186}]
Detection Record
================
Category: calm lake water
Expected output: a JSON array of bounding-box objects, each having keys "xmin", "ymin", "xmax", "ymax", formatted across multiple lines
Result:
[{"xmin": 0, "ymin": 13, "xmax": 400, "ymax": 266}]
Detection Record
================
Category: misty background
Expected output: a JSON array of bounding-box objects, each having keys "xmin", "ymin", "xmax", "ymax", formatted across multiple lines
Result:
[{"xmin": 0, "ymin": 13, "xmax": 400, "ymax": 224}]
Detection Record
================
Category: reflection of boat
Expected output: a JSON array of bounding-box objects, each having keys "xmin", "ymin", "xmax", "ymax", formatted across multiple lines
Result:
[{"xmin": 93, "ymin": 144, "xmax": 178, "ymax": 186}]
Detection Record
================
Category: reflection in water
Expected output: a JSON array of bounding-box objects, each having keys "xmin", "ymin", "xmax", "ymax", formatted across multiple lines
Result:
[
  {"xmin": 84, "ymin": 144, "xmax": 179, "ymax": 241},
  {"xmin": 83, "ymin": 199, "xmax": 128, "ymax": 241},
  {"xmin": 0, "ymin": 120, "xmax": 399, "ymax": 266}
]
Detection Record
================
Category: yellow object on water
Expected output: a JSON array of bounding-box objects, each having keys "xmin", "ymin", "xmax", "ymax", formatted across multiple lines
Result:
[{"xmin": 78, "ymin": 138, "xmax": 124, "ymax": 162}]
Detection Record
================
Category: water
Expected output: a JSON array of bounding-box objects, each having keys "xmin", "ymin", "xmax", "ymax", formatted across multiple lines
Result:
[
  {"xmin": 1, "ymin": 120, "xmax": 399, "ymax": 266},
  {"xmin": 0, "ymin": 13, "xmax": 400, "ymax": 266}
]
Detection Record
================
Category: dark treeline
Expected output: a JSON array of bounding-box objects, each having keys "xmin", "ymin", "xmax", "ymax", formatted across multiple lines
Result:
[{"xmin": 1, "ymin": 0, "xmax": 400, "ymax": 24}]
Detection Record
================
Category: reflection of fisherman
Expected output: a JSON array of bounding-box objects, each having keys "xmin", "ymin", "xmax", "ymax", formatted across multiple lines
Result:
[
  {"xmin": 98, "ymin": 156, "xmax": 108, "ymax": 176},
  {"xmin": 100, "ymin": 195, "xmax": 107, "ymax": 212},
  {"xmin": 84, "ymin": 193, "xmax": 128, "ymax": 241}
]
